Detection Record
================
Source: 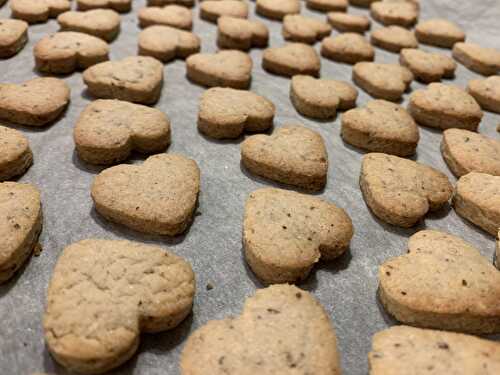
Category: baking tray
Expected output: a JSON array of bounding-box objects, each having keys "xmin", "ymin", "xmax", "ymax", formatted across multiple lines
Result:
[{"xmin": 0, "ymin": 0, "xmax": 499, "ymax": 374}]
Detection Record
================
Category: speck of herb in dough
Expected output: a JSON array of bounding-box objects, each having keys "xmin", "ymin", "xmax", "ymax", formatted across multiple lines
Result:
[
  {"xmin": 437, "ymin": 342, "xmax": 449, "ymax": 350},
  {"xmin": 401, "ymin": 291, "xmax": 407, "ymax": 296},
  {"xmin": 462, "ymin": 279, "xmax": 467, "ymax": 286},
  {"xmin": 267, "ymin": 308, "xmax": 280, "ymax": 314},
  {"xmin": 33, "ymin": 243, "xmax": 43, "ymax": 257},
  {"xmin": 206, "ymin": 282, "xmax": 214, "ymax": 291},
  {"xmin": 295, "ymin": 292, "xmax": 302, "ymax": 299}
]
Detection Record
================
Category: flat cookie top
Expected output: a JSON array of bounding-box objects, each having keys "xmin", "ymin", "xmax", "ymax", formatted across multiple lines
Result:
[
  {"xmin": 282, "ymin": 14, "xmax": 332, "ymax": 43},
  {"xmin": 468, "ymin": 75, "xmax": 500, "ymax": 102},
  {"xmin": 0, "ymin": 19, "xmax": 28, "ymax": 46},
  {"xmin": 354, "ymin": 62, "xmax": 413, "ymax": 92},
  {"xmin": 139, "ymin": 25, "xmax": 200, "ymax": 57},
  {"xmin": 257, "ymin": 0, "xmax": 301, "ymax": 16},
  {"xmin": 371, "ymin": 25, "xmax": 418, "ymax": 49},
  {"xmin": 138, "ymin": 4, "xmax": 192, "ymax": 29},
  {"xmin": 323, "ymin": 33, "xmax": 374, "ymax": 57},
  {"xmin": 454, "ymin": 42, "xmax": 500, "ymax": 70},
  {"xmin": 0, "ymin": 125, "xmax": 30, "ymax": 167},
  {"xmin": 291, "ymin": 75, "xmax": 358, "ymax": 108},
  {"xmin": 35, "ymin": 31, "xmax": 109, "ymax": 60},
  {"xmin": 187, "ymin": 50, "xmax": 252, "ymax": 82},
  {"xmin": 263, "ymin": 43, "xmax": 321, "ymax": 75},
  {"xmin": 371, "ymin": 1, "xmax": 419, "ymax": 25},
  {"xmin": 456, "ymin": 172, "xmax": 500, "ymax": 216},
  {"xmin": 218, "ymin": 16, "xmax": 268, "ymax": 42},
  {"xmin": 327, "ymin": 12, "xmax": 371, "ymax": 30},
  {"xmin": 11, "ymin": 0, "xmax": 71, "ymax": 18},
  {"xmin": 57, "ymin": 9, "xmax": 121, "ymax": 33},
  {"xmin": 416, "ymin": 18, "xmax": 465, "ymax": 42},
  {"xmin": 400, "ymin": 48, "xmax": 456, "ymax": 78},
  {"xmin": 201, "ymin": 0, "xmax": 249, "ymax": 19}
]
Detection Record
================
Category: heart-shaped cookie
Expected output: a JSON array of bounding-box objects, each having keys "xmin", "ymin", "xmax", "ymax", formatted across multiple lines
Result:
[
  {"xmin": 180, "ymin": 284, "xmax": 341, "ymax": 375},
  {"xmin": 282, "ymin": 14, "xmax": 332, "ymax": 44},
  {"xmin": 91, "ymin": 154, "xmax": 200, "ymax": 235},
  {"xmin": 400, "ymin": 48, "xmax": 456, "ymax": 83},
  {"xmin": 307, "ymin": 0, "xmax": 347, "ymax": 12},
  {"xmin": 77, "ymin": 0, "xmax": 132, "ymax": 13},
  {"xmin": 186, "ymin": 50, "xmax": 252, "ymax": 89},
  {"xmin": 360, "ymin": 153, "xmax": 453, "ymax": 227},
  {"xmin": 243, "ymin": 188, "xmax": 353, "ymax": 283},
  {"xmin": 379, "ymin": 230, "xmax": 500, "ymax": 334},
  {"xmin": 370, "ymin": 26, "xmax": 418, "ymax": 53},
  {"xmin": 217, "ymin": 16, "xmax": 269, "ymax": 50},
  {"xmin": 10, "ymin": 0, "xmax": 70, "ymax": 24},
  {"xmin": 83, "ymin": 56, "xmax": 164, "ymax": 104},
  {"xmin": 468, "ymin": 76, "xmax": 500, "ymax": 113},
  {"xmin": 0, "ymin": 125, "xmax": 33, "ymax": 181},
  {"xmin": 198, "ymin": 87, "xmax": 275, "ymax": 139},
  {"xmin": 241, "ymin": 125, "xmax": 328, "ymax": 191},
  {"xmin": 370, "ymin": 1, "xmax": 418, "ymax": 28},
  {"xmin": 321, "ymin": 33, "xmax": 375, "ymax": 64},
  {"xmin": 200, "ymin": 0, "xmax": 248, "ymax": 23},
  {"xmin": 0, "ymin": 19, "xmax": 28, "ymax": 58},
  {"xmin": 263, "ymin": 43, "xmax": 321, "ymax": 78},
  {"xmin": 138, "ymin": 4, "xmax": 193, "ymax": 30},
  {"xmin": 453, "ymin": 42, "xmax": 500, "ymax": 76},
  {"xmin": 0, "ymin": 77, "xmax": 70, "ymax": 126},
  {"xmin": 44, "ymin": 239, "xmax": 195, "ymax": 374},
  {"xmin": 415, "ymin": 19, "xmax": 465, "ymax": 48},
  {"xmin": 256, "ymin": 0, "xmax": 301, "ymax": 20},
  {"xmin": 57, "ymin": 9, "xmax": 121, "ymax": 41},
  {"xmin": 34, "ymin": 31, "xmax": 109, "ymax": 74},
  {"xmin": 0, "ymin": 182, "xmax": 42, "ymax": 283}
]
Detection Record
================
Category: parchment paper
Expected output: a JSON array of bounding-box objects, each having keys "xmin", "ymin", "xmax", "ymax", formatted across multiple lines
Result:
[{"xmin": 0, "ymin": 0, "xmax": 499, "ymax": 374}]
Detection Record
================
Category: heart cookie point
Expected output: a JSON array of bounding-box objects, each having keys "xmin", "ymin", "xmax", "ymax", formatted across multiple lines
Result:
[{"xmin": 0, "ymin": 125, "xmax": 33, "ymax": 181}]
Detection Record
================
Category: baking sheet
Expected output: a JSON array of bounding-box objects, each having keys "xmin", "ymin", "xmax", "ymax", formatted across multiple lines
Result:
[{"xmin": 0, "ymin": 0, "xmax": 499, "ymax": 374}]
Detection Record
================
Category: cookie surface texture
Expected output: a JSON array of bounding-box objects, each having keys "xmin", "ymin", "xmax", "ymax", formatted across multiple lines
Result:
[
  {"xmin": 321, "ymin": 33, "xmax": 375, "ymax": 64},
  {"xmin": 263, "ymin": 43, "xmax": 321, "ymax": 78},
  {"xmin": 0, "ymin": 125, "xmax": 33, "ymax": 181},
  {"xmin": 370, "ymin": 1, "xmax": 418, "ymax": 27},
  {"xmin": 453, "ymin": 42, "xmax": 500, "ymax": 76},
  {"xmin": 217, "ymin": 16, "xmax": 269, "ymax": 50},
  {"xmin": 282, "ymin": 15, "xmax": 332, "ymax": 44},
  {"xmin": 399, "ymin": 48, "xmax": 456, "ymax": 83},
  {"xmin": 138, "ymin": 25, "xmax": 200, "ymax": 62},
  {"xmin": 10, "ymin": 0, "xmax": 70, "ymax": 23},
  {"xmin": 0, "ymin": 19, "xmax": 28, "ymax": 57},
  {"xmin": 256, "ymin": 0, "xmax": 301, "ymax": 20},
  {"xmin": 57, "ymin": 9, "xmax": 121, "ymax": 41},
  {"xmin": 415, "ymin": 18, "xmax": 465, "ymax": 48},
  {"xmin": 200, "ymin": 0, "xmax": 248, "ymax": 23},
  {"xmin": 467, "ymin": 76, "xmax": 500, "ymax": 113},
  {"xmin": 327, "ymin": 12, "xmax": 371, "ymax": 33},
  {"xmin": 370, "ymin": 25, "xmax": 418, "ymax": 53},
  {"xmin": 138, "ymin": 4, "xmax": 192, "ymax": 29}
]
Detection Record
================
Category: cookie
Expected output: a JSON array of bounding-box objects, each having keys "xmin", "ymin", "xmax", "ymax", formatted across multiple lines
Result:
[
  {"xmin": 353, "ymin": 62, "xmax": 413, "ymax": 101},
  {"xmin": 341, "ymin": 100, "xmax": 419, "ymax": 156},
  {"xmin": 370, "ymin": 2, "xmax": 418, "ymax": 28},
  {"xmin": 217, "ymin": 16, "xmax": 268, "ymax": 50},
  {"xmin": 200, "ymin": 0, "xmax": 248, "ymax": 23},
  {"xmin": 0, "ymin": 19, "xmax": 28, "ymax": 58},
  {"xmin": 467, "ymin": 76, "xmax": 500, "ymax": 113},
  {"xmin": 290, "ymin": 75, "xmax": 358, "ymax": 119},
  {"xmin": 415, "ymin": 19, "xmax": 465, "ymax": 48},
  {"xmin": 408, "ymin": 83, "xmax": 483, "ymax": 131},
  {"xmin": 57, "ymin": 9, "xmax": 121, "ymax": 41},
  {"xmin": 441, "ymin": 129, "xmax": 500, "ymax": 177},
  {"xmin": 360, "ymin": 153, "xmax": 453, "ymax": 227},
  {"xmin": 241, "ymin": 125, "xmax": 328, "ymax": 191},
  {"xmin": 399, "ymin": 48, "xmax": 456, "ymax": 83},
  {"xmin": 370, "ymin": 26, "xmax": 418, "ymax": 53},
  {"xmin": 243, "ymin": 188, "xmax": 353, "ymax": 284},
  {"xmin": 10, "ymin": 0, "xmax": 70, "ymax": 24},
  {"xmin": 379, "ymin": 229, "xmax": 500, "ymax": 333},
  {"xmin": 34, "ymin": 32, "xmax": 109, "ymax": 74},
  {"xmin": 74, "ymin": 99, "xmax": 171, "ymax": 165},
  {"xmin": 0, "ymin": 77, "xmax": 70, "ymax": 126},
  {"xmin": 282, "ymin": 15, "xmax": 332, "ymax": 44},
  {"xmin": 453, "ymin": 42, "xmax": 500, "ymax": 76},
  {"xmin": 180, "ymin": 284, "xmax": 341, "ymax": 375},
  {"xmin": 44, "ymin": 239, "xmax": 195, "ymax": 374},
  {"xmin": 138, "ymin": 4, "xmax": 192, "ymax": 29},
  {"xmin": 148, "ymin": 0, "xmax": 194, "ymax": 6},
  {"xmin": 186, "ymin": 50, "xmax": 252, "ymax": 89},
  {"xmin": 496, "ymin": 230, "xmax": 500, "ymax": 269},
  {"xmin": 91, "ymin": 154, "xmax": 200, "ymax": 235},
  {"xmin": 138, "ymin": 25, "xmax": 200, "ymax": 63},
  {"xmin": 198, "ymin": 87, "xmax": 275, "ymax": 139},
  {"xmin": 263, "ymin": 43, "xmax": 321, "ymax": 78},
  {"xmin": 77, "ymin": 0, "xmax": 132, "ymax": 13},
  {"xmin": 370, "ymin": 326, "xmax": 500, "ymax": 374},
  {"xmin": 321, "ymin": 33, "xmax": 375, "ymax": 64},
  {"xmin": 306, "ymin": 0, "xmax": 347, "ymax": 12},
  {"xmin": 327, "ymin": 12, "xmax": 371, "ymax": 33},
  {"xmin": 0, "ymin": 126, "xmax": 33, "ymax": 181},
  {"xmin": 256, "ymin": 0, "xmax": 300, "ymax": 21},
  {"xmin": 454, "ymin": 172, "xmax": 500, "ymax": 236},
  {"xmin": 83, "ymin": 56, "xmax": 164, "ymax": 104},
  {"xmin": 348, "ymin": 0, "xmax": 377, "ymax": 6}
]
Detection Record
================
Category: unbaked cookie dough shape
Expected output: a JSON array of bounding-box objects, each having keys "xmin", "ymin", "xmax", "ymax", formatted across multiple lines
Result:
[
  {"xmin": 138, "ymin": 4, "xmax": 193, "ymax": 29},
  {"xmin": 256, "ymin": 0, "xmax": 300, "ymax": 20},
  {"xmin": 453, "ymin": 42, "xmax": 500, "ymax": 76},
  {"xmin": 217, "ymin": 16, "xmax": 269, "ymax": 50},
  {"xmin": 57, "ymin": 9, "xmax": 121, "ymax": 42},
  {"xmin": 282, "ymin": 15, "xmax": 332, "ymax": 44},
  {"xmin": 399, "ymin": 48, "xmax": 456, "ymax": 83},
  {"xmin": 74, "ymin": 99, "xmax": 171, "ymax": 165},
  {"xmin": 415, "ymin": 18, "xmax": 465, "ymax": 48},
  {"xmin": 77, "ymin": 0, "xmax": 132, "ymax": 13},
  {"xmin": 241, "ymin": 125, "xmax": 328, "ymax": 191},
  {"xmin": 263, "ymin": 43, "xmax": 321, "ymax": 78},
  {"xmin": 10, "ymin": 0, "xmax": 70, "ymax": 24},
  {"xmin": 360, "ymin": 153, "xmax": 453, "ymax": 227},
  {"xmin": 0, "ymin": 182, "xmax": 42, "ymax": 283},
  {"xmin": 243, "ymin": 188, "xmax": 353, "ymax": 284},
  {"xmin": 0, "ymin": 125, "xmax": 33, "ymax": 181},
  {"xmin": 468, "ymin": 76, "xmax": 500, "ymax": 113},
  {"xmin": 200, "ymin": 0, "xmax": 248, "ymax": 23},
  {"xmin": 44, "ymin": 239, "xmax": 195, "ymax": 374},
  {"xmin": 180, "ymin": 284, "xmax": 342, "ymax": 375},
  {"xmin": 0, "ymin": 19, "xmax": 28, "ymax": 58},
  {"xmin": 379, "ymin": 230, "xmax": 500, "ymax": 334}
]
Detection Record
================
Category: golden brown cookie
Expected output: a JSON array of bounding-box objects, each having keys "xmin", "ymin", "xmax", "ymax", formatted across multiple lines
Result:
[
  {"xmin": 467, "ymin": 76, "xmax": 500, "ymax": 113},
  {"xmin": 10, "ymin": 0, "xmax": 70, "ymax": 24},
  {"xmin": 370, "ymin": 1, "xmax": 418, "ymax": 27},
  {"xmin": 0, "ymin": 125, "xmax": 33, "ymax": 181},
  {"xmin": 57, "ymin": 9, "xmax": 121, "ymax": 41},
  {"xmin": 138, "ymin": 4, "xmax": 192, "ymax": 29},
  {"xmin": 282, "ymin": 15, "xmax": 332, "ymax": 44},
  {"xmin": 327, "ymin": 12, "xmax": 371, "ymax": 33},
  {"xmin": 399, "ymin": 48, "xmax": 456, "ymax": 83},
  {"xmin": 0, "ymin": 19, "xmax": 28, "ymax": 57},
  {"xmin": 256, "ymin": 0, "xmax": 300, "ymax": 20},
  {"xmin": 453, "ymin": 42, "xmax": 500, "ymax": 76},
  {"xmin": 415, "ymin": 19, "xmax": 465, "ymax": 48},
  {"xmin": 321, "ymin": 33, "xmax": 375, "ymax": 64},
  {"xmin": 217, "ymin": 16, "xmax": 268, "ymax": 50},
  {"xmin": 138, "ymin": 25, "xmax": 200, "ymax": 62},
  {"xmin": 370, "ymin": 25, "xmax": 418, "ymax": 52},
  {"xmin": 77, "ymin": 0, "xmax": 132, "ymax": 13},
  {"xmin": 307, "ymin": 0, "xmax": 347, "ymax": 12},
  {"xmin": 200, "ymin": 0, "xmax": 248, "ymax": 23},
  {"xmin": 263, "ymin": 43, "xmax": 321, "ymax": 77}
]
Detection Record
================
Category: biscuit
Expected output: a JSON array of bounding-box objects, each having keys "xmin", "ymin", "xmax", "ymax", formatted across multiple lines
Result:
[
  {"xmin": 399, "ymin": 48, "xmax": 456, "ymax": 83},
  {"xmin": 290, "ymin": 75, "xmax": 358, "ymax": 119},
  {"xmin": 148, "ymin": 0, "xmax": 194, "ymax": 6},
  {"xmin": 263, "ymin": 43, "xmax": 321, "ymax": 78},
  {"xmin": 77, "ymin": 0, "xmax": 132, "ymax": 13},
  {"xmin": 453, "ymin": 42, "xmax": 500, "ymax": 76},
  {"xmin": 0, "ymin": 19, "xmax": 28, "ymax": 58},
  {"xmin": 453, "ymin": 172, "xmax": 500, "ymax": 236},
  {"xmin": 217, "ymin": 16, "xmax": 268, "ymax": 50},
  {"xmin": 0, "ymin": 126, "xmax": 33, "ymax": 181},
  {"xmin": 370, "ymin": 326, "xmax": 500, "ymax": 374},
  {"xmin": 370, "ymin": 2, "xmax": 418, "ymax": 27},
  {"xmin": 138, "ymin": 25, "xmax": 200, "ymax": 62},
  {"xmin": 341, "ymin": 100, "xmax": 419, "ymax": 156},
  {"xmin": 186, "ymin": 50, "xmax": 252, "ymax": 89},
  {"xmin": 44, "ymin": 239, "xmax": 195, "ymax": 374},
  {"xmin": 348, "ymin": 0, "xmax": 377, "ymax": 6},
  {"xmin": 180, "ymin": 284, "xmax": 341, "ymax": 375},
  {"xmin": 91, "ymin": 154, "xmax": 200, "ymax": 235},
  {"xmin": 467, "ymin": 76, "xmax": 500, "ymax": 113},
  {"xmin": 282, "ymin": 15, "xmax": 332, "ymax": 44},
  {"xmin": 415, "ymin": 19, "xmax": 465, "ymax": 48},
  {"xmin": 200, "ymin": 0, "xmax": 248, "ymax": 23},
  {"xmin": 321, "ymin": 33, "xmax": 375, "ymax": 64},
  {"xmin": 327, "ymin": 12, "xmax": 371, "ymax": 33},
  {"xmin": 379, "ymin": 230, "xmax": 500, "ymax": 333},
  {"xmin": 57, "ymin": 9, "xmax": 121, "ymax": 41},
  {"xmin": 198, "ymin": 87, "xmax": 275, "ymax": 139},
  {"xmin": 353, "ymin": 62, "xmax": 413, "ymax": 101},
  {"xmin": 441, "ymin": 129, "xmax": 500, "ymax": 178},
  {"xmin": 243, "ymin": 188, "xmax": 353, "ymax": 284},
  {"xmin": 83, "ymin": 56, "xmax": 164, "ymax": 104},
  {"xmin": 496, "ymin": 230, "xmax": 500, "ymax": 269},
  {"xmin": 256, "ymin": 0, "xmax": 300, "ymax": 20},
  {"xmin": 306, "ymin": 0, "xmax": 347, "ymax": 12},
  {"xmin": 241, "ymin": 125, "xmax": 328, "ymax": 191},
  {"xmin": 370, "ymin": 26, "xmax": 418, "ymax": 53},
  {"xmin": 138, "ymin": 4, "xmax": 192, "ymax": 29},
  {"xmin": 10, "ymin": 0, "xmax": 70, "ymax": 24},
  {"xmin": 408, "ymin": 83, "xmax": 483, "ymax": 131},
  {"xmin": 74, "ymin": 99, "xmax": 171, "ymax": 165},
  {"xmin": 34, "ymin": 32, "xmax": 109, "ymax": 74},
  {"xmin": 360, "ymin": 153, "xmax": 453, "ymax": 227},
  {"xmin": 0, "ymin": 77, "xmax": 70, "ymax": 126}
]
